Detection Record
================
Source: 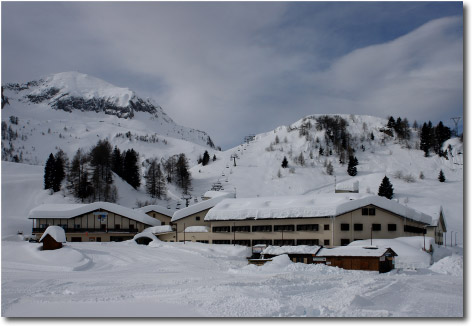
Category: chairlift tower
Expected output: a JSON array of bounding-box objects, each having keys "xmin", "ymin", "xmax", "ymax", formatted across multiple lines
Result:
[
  {"xmin": 451, "ymin": 117, "xmax": 461, "ymax": 137},
  {"xmin": 181, "ymin": 194, "xmax": 192, "ymax": 207},
  {"xmin": 230, "ymin": 153, "xmax": 239, "ymax": 167}
]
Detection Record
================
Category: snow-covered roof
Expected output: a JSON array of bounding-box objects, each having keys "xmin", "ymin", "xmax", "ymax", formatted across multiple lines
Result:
[
  {"xmin": 39, "ymin": 226, "xmax": 66, "ymax": 243},
  {"xmin": 184, "ymin": 226, "xmax": 209, "ymax": 233},
  {"xmin": 171, "ymin": 193, "xmax": 234, "ymax": 222},
  {"xmin": 205, "ymin": 194, "xmax": 432, "ymax": 225},
  {"xmin": 203, "ymin": 191, "xmax": 235, "ymax": 199},
  {"xmin": 143, "ymin": 225, "xmax": 174, "ymax": 234},
  {"xmin": 28, "ymin": 202, "xmax": 160, "ymax": 226},
  {"xmin": 262, "ymin": 245, "xmax": 321, "ymax": 256},
  {"xmin": 137, "ymin": 205, "xmax": 174, "ymax": 217},
  {"xmin": 415, "ymin": 205, "xmax": 446, "ymax": 228},
  {"xmin": 317, "ymin": 246, "xmax": 396, "ymax": 257},
  {"xmin": 335, "ymin": 181, "xmax": 359, "ymax": 192}
]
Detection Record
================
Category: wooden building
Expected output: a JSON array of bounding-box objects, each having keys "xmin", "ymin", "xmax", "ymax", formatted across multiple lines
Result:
[
  {"xmin": 315, "ymin": 246, "xmax": 397, "ymax": 273},
  {"xmin": 425, "ymin": 206, "xmax": 447, "ymax": 245},
  {"xmin": 261, "ymin": 245, "xmax": 322, "ymax": 264},
  {"xmin": 29, "ymin": 202, "xmax": 160, "ymax": 242},
  {"xmin": 39, "ymin": 225, "xmax": 66, "ymax": 250}
]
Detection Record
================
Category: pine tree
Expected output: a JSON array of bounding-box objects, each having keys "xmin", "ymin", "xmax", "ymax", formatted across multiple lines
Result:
[
  {"xmin": 202, "ymin": 150, "xmax": 210, "ymax": 166},
  {"xmin": 213, "ymin": 154, "xmax": 217, "ymax": 161},
  {"xmin": 145, "ymin": 159, "xmax": 167, "ymax": 198},
  {"xmin": 281, "ymin": 156, "xmax": 288, "ymax": 168},
  {"xmin": 298, "ymin": 152, "xmax": 305, "ymax": 166},
  {"xmin": 420, "ymin": 122, "xmax": 433, "ymax": 157},
  {"xmin": 52, "ymin": 151, "xmax": 66, "ymax": 192},
  {"xmin": 68, "ymin": 149, "xmax": 92, "ymax": 201},
  {"xmin": 123, "ymin": 149, "xmax": 141, "ymax": 189},
  {"xmin": 176, "ymin": 153, "xmax": 191, "ymax": 193},
  {"xmin": 326, "ymin": 161, "xmax": 334, "ymax": 175},
  {"xmin": 44, "ymin": 153, "xmax": 55, "ymax": 190},
  {"xmin": 378, "ymin": 176, "xmax": 394, "ymax": 199},
  {"xmin": 387, "ymin": 116, "xmax": 396, "ymax": 129},
  {"xmin": 111, "ymin": 146, "xmax": 123, "ymax": 178},
  {"xmin": 90, "ymin": 140, "xmax": 114, "ymax": 201},
  {"xmin": 347, "ymin": 156, "xmax": 357, "ymax": 176},
  {"xmin": 438, "ymin": 170, "xmax": 446, "ymax": 182}
]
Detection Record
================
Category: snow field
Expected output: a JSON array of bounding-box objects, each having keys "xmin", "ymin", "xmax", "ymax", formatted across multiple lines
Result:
[{"xmin": 1, "ymin": 239, "xmax": 462, "ymax": 317}]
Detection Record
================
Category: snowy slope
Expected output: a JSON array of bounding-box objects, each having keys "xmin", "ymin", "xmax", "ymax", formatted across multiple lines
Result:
[
  {"xmin": 190, "ymin": 114, "xmax": 463, "ymax": 243},
  {"xmin": 2, "ymin": 71, "xmax": 217, "ymax": 166}
]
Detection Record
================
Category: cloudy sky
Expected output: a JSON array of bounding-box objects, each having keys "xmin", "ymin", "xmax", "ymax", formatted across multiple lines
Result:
[{"xmin": 2, "ymin": 2, "xmax": 463, "ymax": 149}]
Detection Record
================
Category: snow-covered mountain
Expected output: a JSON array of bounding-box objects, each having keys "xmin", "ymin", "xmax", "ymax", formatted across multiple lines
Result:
[
  {"xmin": 1, "ymin": 73, "xmax": 463, "ymax": 243},
  {"xmin": 2, "ymin": 71, "xmax": 217, "ymax": 165}
]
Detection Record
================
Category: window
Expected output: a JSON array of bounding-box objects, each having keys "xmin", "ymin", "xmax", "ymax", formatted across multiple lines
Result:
[
  {"xmin": 197, "ymin": 240, "xmax": 209, "ymax": 244},
  {"xmin": 75, "ymin": 224, "xmax": 81, "ymax": 229},
  {"xmin": 274, "ymin": 225, "xmax": 295, "ymax": 232},
  {"xmin": 297, "ymin": 239, "xmax": 319, "ymax": 246},
  {"xmin": 354, "ymin": 223, "xmax": 363, "ymax": 231},
  {"xmin": 232, "ymin": 240, "xmax": 251, "ymax": 246},
  {"xmin": 324, "ymin": 239, "xmax": 330, "ymax": 246},
  {"xmin": 252, "ymin": 225, "xmax": 272, "ymax": 232},
  {"xmin": 115, "ymin": 224, "xmax": 121, "ymax": 230},
  {"xmin": 196, "ymin": 216, "xmax": 200, "ymax": 221},
  {"xmin": 274, "ymin": 239, "xmax": 295, "ymax": 246},
  {"xmin": 213, "ymin": 240, "xmax": 231, "ymax": 244},
  {"xmin": 388, "ymin": 224, "xmax": 397, "ymax": 231},
  {"xmin": 324, "ymin": 224, "xmax": 330, "ymax": 231},
  {"xmin": 362, "ymin": 207, "xmax": 376, "ymax": 215},
  {"xmin": 162, "ymin": 222, "xmax": 165, "ymax": 225},
  {"xmin": 100, "ymin": 224, "xmax": 106, "ymax": 231},
  {"xmin": 297, "ymin": 224, "xmax": 319, "ymax": 231},
  {"xmin": 404, "ymin": 225, "xmax": 426, "ymax": 234},
  {"xmin": 252, "ymin": 239, "xmax": 272, "ymax": 246},
  {"xmin": 340, "ymin": 239, "xmax": 350, "ymax": 246},
  {"xmin": 372, "ymin": 224, "xmax": 381, "ymax": 231},
  {"xmin": 212, "ymin": 226, "xmax": 231, "ymax": 233},
  {"xmin": 232, "ymin": 225, "xmax": 251, "ymax": 232},
  {"xmin": 341, "ymin": 223, "xmax": 350, "ymax": 231},
  {"xmin": 96, "ymin": 237, "xmax": 102, "ymax": 242},
  {"xmin": 71, "ymin": 237, "xmax": 82, "ymax": 242},
  {"xmin": 129, "ymin": 224, "xmax": 135, "ymax": 230}
]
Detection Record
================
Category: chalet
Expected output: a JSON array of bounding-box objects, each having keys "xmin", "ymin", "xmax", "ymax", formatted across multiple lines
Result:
[
  {"xmin": 201, "ymin": 194, "xmax": 432, "ymax": 247},
  {"xmin": 39, "ymin": 225, "xmax": 66, "ymax": 250},
  {"xmin": 138, "ymin": 205, "xmax": 174, "ymax": 226},
  {"xmin": 314, "ymin": 246, "xmax": 398, "ymax": 273},
  {"xmin": 29, "ymin": 202, "xmax": 160, "ymax": 242},
  {"xmin": 424, "ymin": 206, "xmax": 447, "ymax": 245}
]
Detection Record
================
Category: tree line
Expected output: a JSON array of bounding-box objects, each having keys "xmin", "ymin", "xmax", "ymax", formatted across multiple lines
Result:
[{"xmin": 44, "ymin": 139, "xmax": 192, "ymax": 203}]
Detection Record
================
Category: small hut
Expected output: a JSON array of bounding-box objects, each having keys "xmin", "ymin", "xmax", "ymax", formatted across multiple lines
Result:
[
  {"xmin": 39, "ymin": 226, "xmax": 66, "ymax": 250},
  {"xmin": 315, "ymin": 246, "xmax": 397, "ymax": 273}
]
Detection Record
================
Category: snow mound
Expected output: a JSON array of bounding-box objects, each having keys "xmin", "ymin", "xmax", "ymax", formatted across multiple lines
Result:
[
  {"xmin": 39, "ymin": 226, "xmax": 66, "ymax": 243},
  {"xmin": 430, "ymin": 255, "xmax": 463, "ymax": 276}
]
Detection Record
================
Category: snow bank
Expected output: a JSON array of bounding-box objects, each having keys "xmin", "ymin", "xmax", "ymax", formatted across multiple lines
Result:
[
  {"xmin": 205, "ymin": 194, "xmax": 432, "ymax": 225},
  {"xmin": 39, "ymin": 226, "xmax": 66, "ymax": 243},
  {"xmin": 430, "ymin": 255, "xmax": 463, "ymax": 276},
  {"xmin": 262, "ymin": 245, "xmax": 321, "ymax": 255},
  {"xmin": 184, "ymin": 226, "xmax": 209, "ymax": 233},
  {"xmin": 143, "ymin": 225, "xmax": 173, "ymax": 234}
]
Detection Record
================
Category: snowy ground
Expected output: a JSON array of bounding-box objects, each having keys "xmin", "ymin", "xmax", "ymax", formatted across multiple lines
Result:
[{"xmin": 1, "ymin": 237, "xmax": 462, "ymax": 317}]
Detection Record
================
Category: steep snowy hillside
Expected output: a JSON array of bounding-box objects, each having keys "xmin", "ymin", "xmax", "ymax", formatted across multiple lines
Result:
[
  {"xmin": 1, "ymin": 71, "xmax": 217, "ymax": 165},
  {"xmin": 190, "ymin": 114, "xmax": 463, "ymax": 242}
]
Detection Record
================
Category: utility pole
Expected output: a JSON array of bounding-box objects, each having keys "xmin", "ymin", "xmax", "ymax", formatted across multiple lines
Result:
[
  {"xmin": 423, "ymin": 228, "xmax": 426, "ymax": 251},
  {"xmin": 184, "ymin": 223, "xmax": 186, "ymax": 244},
  {"xmin": 370, "ymin": 225, "xmax": 373, "ymax": 246},
  {"xmin": 451, "ymin": 231, "xmax": 453, "ymax": 247},
  {"xmin": 455, "ymin": 232, "xmax": 457, "ymax": 246}
]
